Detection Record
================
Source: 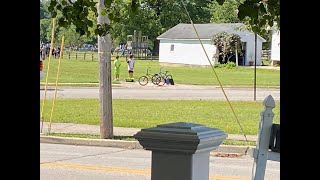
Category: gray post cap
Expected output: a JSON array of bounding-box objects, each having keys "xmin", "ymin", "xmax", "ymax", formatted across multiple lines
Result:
[{"xmin": 134, "ymin": 122, "xmax": 227, "ymax": 154}]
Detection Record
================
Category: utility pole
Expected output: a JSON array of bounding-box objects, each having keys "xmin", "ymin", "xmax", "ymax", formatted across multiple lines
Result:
[
  {"xmin": 97, "ymin": 0, "xmax": 113, "ymax": 139},
  {"xmin": 254, "ymin": 33, "xmax": 257, "ymax": 101}
]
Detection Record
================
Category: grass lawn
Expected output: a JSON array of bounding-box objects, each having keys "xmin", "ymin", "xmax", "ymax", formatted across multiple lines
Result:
[
  {"xmin": 41, "ymin": 99, "xmax": 280, "ymax": 135},
  {"xmin": 41, "ymin": 57, "xmax": 279, "ymax": 87}
]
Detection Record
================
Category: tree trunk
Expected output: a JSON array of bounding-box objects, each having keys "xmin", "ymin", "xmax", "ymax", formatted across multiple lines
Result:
[
  {"xmin": 98, "ymin": 0, "xmax": 113, "ymax": 139},
  {"xmin": 235, "ymin": 48, "xmax": 238, "ymax": 66},
  {"xmin": 223, "ymin": 41, "xmax": 226, "ymax": 63},
  {"xmin": 214, "ymin": 47, "xmax": 219, "ymax": 65}
]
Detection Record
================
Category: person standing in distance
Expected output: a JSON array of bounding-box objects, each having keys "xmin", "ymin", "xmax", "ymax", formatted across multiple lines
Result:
[
  {"xmin": 127, "ymin": 54, "xmax": 135, "ymax": 80},
  {"xmin": 113, "ymin": 56, "xmax": 121, "ymax": 81}
]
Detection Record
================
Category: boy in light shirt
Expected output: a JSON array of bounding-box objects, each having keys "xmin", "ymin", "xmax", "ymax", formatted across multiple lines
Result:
[{"xmin": 127, "ymin": 54, "xmax": 135, "ymax": 79}]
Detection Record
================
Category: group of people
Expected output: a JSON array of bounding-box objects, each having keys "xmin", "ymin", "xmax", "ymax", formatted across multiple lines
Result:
[
  {"xmin": 113, "ymin": 53, "xmax": 135, "ymax": 81},
  {"xmin": 40, "ymin": 44, "xmax": 61, "ymax": 59}
]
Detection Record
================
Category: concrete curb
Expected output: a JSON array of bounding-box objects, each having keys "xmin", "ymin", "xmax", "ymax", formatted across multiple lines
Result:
[
  {"xmin": 40, "ymin": 135, "xmax": 142, "ymax": 149},
  {"xmin": 40, "ymin": 135, "xmax": 254, "ymax": 155}
]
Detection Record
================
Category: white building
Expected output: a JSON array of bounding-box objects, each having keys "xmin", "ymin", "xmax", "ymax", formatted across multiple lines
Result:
[
  {"xmin": 157, "ymin": 23, "xmax": 266, "ymax": 66},
  {"xmin": 270, "ymin": 29, "xmax": 280, "ymax": 66}
]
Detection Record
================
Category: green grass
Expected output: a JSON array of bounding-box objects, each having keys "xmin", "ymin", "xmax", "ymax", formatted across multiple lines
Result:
[
  {"xmin": 44, "ymin": 133, "xmax": 256, "ymax": 146},
  {"xmin": 41, "ymin": 57, "xmax": 279, "ymax": 87},
  {"xmin": 41, "ymin": 99, "xmax": 280, "ymax": 135}
]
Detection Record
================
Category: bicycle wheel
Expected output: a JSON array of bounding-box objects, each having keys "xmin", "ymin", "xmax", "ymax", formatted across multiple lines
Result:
[
  {"xmin": 156, "ymin": 76, "xmax": 166, "ymax": 86},
  {"xmin": 138, "ymin": 76, "xmax": 148, "ymax": 86},
  {"xmin": 151, "ymin": 74, "xmax": 160, "ymax": 85}
]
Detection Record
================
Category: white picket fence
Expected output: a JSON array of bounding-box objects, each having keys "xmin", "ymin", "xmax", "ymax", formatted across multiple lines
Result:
[{"xmin": 250, "ymin": 95, "xmax": 280, "ymax": 180}]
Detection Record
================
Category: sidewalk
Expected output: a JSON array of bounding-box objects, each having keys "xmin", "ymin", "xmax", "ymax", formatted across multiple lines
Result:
[{"xmin": 40, "ymin": 122, "xmax": 257, "ymax": 142}]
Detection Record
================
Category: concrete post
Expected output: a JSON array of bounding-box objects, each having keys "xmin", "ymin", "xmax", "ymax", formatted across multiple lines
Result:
[{"xmin": 134, "ymin": 122, "xmax": 227, "ymax": 180}]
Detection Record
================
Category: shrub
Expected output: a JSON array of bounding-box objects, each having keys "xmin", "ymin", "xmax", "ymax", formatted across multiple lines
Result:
[
  {"xmin": 214, "ymin": 61, "xmax": 237, "ymax": 69},
  {"xmin": 225, "ymin": 61, "xmax": 236, "ymax": 69}
]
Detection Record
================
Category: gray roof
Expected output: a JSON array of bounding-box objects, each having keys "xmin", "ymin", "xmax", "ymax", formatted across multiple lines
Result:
[{"xmin": 157, "ymin": 23, "xmax": 264, "ymax": 40}]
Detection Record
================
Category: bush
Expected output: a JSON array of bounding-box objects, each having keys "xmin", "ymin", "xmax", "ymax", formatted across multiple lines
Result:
[
  {"xmin": 225, "ymin": 61, "xmax": 236, "ymax": 69},
  {"xmin": 214, "ymin": 61, "xmax": 237, "ymax": 69}
]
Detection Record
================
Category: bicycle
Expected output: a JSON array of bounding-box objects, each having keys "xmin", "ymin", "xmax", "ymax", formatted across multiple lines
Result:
[
  {"xmin": 138, "ymin": 67, "xmax": 161, "ymax": 86},
  {"xmin": 152, "ymin": 67, "xmax": 173, "ymax": 86}
]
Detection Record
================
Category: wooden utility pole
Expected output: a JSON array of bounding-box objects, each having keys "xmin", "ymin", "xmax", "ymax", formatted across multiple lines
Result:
[
  {"xmin": 254, "ymin": 33, "xmax": 257, "ymax": 101},
  {"xmin": 97, "ymin": 0, "xmax": 113, "ymax": 139}
]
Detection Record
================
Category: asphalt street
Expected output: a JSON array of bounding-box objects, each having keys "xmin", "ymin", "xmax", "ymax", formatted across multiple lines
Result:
[
  {"xmin": 40, "ymin": 85, "xmax": 280, "ymax": 101},
  {"xmin": 40, "ymin": 143, "xmax": 280, "ymax": 180}
]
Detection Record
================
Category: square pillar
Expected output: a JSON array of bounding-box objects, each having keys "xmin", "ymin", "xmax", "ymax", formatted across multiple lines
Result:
[{"xmin": 134, "ymin": 122, "xmax": 227, "ymax": 180}]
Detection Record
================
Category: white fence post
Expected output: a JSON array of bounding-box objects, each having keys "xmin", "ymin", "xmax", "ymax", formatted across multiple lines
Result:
[{"xmin": 251, "ymin": 95, "xmax": 276, "ymax": 180}]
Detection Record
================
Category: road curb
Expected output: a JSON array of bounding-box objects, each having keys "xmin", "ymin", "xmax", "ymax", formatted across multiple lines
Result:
[
  {"xmin": 40, "ymin": 135, "xmax": 254, "ymax": 155},
  {"xmin": 40, "ymin": 135, "xmax": 143, "ymax": 149}
]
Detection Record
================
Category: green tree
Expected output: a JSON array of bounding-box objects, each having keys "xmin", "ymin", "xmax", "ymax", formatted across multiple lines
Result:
[
  {"xmin": 209, "ymin": 0, "xmax": 240, "ymax": 23},
  {"xmin": 62, "ymin": 10, "xmax": 98, "ymax": 46},
  {"xmin": 107, "ymin": 0, "xmax": 214, "ymax": 54},
  {"xmin": 57, "ymin": 25, "xmax": 86, "ymax": 48},
  {"xmin": 110, "ymin": 1, "xmax": 161, "ymax": 50},
  {"xmin": 209, "ymin": 0, "xmax": 278, "ymax": 50},
  {"xmin": 217, "ymin": 0, "xmax": 280, "ymax": 33},
  {"xmin": 147, "ymin": 0, "xmax": 212, "ymax": 31},
  {"xmin": 47, "ymin": 0, "xmax": 279, "ymax": 38},
  {"xmin": 40, "ymin": 19, "xmax": 51, "ymax": 43},
  {"xmin": 47, "ymin": 0, "xmax": 214, "ymax": 36},
  {"xmin": 40, "ymin": 0, "xmax": 50, "ymax": 19},
  {"xmin": 212, "ymin": 31, "xmax": 241, "ymax": 63}
]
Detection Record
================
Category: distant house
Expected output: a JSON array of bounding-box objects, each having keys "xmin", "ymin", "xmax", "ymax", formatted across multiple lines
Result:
[
  {"xmin": 157, "ymin": 23, "xmax": 266, "ymax": 66},
  {"xmin": 270, "ymin": 28, "xmax": 280, "ymax": 66}
]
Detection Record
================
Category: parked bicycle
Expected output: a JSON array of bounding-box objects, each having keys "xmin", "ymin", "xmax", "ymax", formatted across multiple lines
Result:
[
  {"xmin": 138, "ymin": 67, "xmax": 161, "ymax": 86},
  {"xmin": 152, "ymin": 67, "xmax": 173, "ymax": 86}
]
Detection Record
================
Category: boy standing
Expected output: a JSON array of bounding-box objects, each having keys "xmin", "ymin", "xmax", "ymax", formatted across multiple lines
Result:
[
  {"xmin": 114, "ymin": 56, "xmax": 121, "ymax": 81},
  {"xmin": 127, "ymin": 54, "xmax": 135, "ymax": 79}
]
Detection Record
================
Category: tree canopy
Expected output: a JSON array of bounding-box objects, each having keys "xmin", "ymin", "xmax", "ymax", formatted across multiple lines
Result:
[
  {"xmin": 216, "ymin": 0, "xmax": 280, "ymax": 33},
  {"xmin": 43, "ymin": 0, "xmax": 280, "ymax": 49},
  {"xmin": 212, "ymin": 32, "xmax": 241, "ymax": 63},
  {"xmin": 209, "ymin": 0, "xmax": 240, "ymax": 23}
]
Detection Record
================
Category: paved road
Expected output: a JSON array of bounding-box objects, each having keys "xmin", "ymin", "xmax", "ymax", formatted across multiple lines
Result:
[
  {"xmin": 40, "ymin": 83, "xmax": 279, "ymax": 101},
  {"xmin": 40, "ymin": 143, "xmax": 280, "ymax": 180}
]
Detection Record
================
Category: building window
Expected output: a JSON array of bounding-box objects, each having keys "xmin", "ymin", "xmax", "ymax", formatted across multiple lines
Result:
[{"xmin": 170, "ymin": 44, "xmax": 174, "ymax": 52}]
